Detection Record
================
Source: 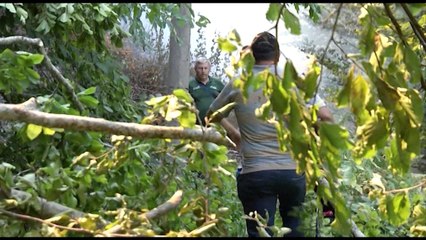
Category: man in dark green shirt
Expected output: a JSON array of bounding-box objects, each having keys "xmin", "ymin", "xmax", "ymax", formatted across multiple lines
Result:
[{"xmin": 188, "ymin": 57, "xmax": 224, "ymax": 126}]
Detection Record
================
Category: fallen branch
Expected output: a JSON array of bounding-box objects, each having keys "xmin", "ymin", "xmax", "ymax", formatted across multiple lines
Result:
[
  {"xmin": 4, "ymin": 189, "xmax": 185, "ymax": 237},
  {"xmin": 144, "ymin": 190, "xmax": 183, "ymax": 219},
  {"xmin": 103, "ymin": 190, "xmax": 184, "ymax": 235},
  {"xmin": 0, "ymin": 98, "xmax": 235, "ymax": 148},
  {"xmin": 0, "ymin": 36, "xmax": 84, "ymax": 112},
  {"xmin": 10, "ymin": 188, "xmax": 85, "ymax": 219}
]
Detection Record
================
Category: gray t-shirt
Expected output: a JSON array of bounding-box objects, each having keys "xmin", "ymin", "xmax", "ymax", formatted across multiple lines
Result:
[{"xmin": 208, "ymin": 64, "xmax": 325, "ymax": 174}]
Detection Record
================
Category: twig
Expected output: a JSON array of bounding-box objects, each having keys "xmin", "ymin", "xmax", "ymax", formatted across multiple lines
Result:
[
  {"xmin": 0, "ymin": 98, "xmax": 235, "ymax": 148},
  {"xmin": 383, "ymin": 178, "xmax": 426, "ymax": 194},
  {"xmin": 0, "ymin": 36, "xmax": 84, "ymax": 113},
  {"xmin": 313, "ymin": 3, "xmax": 343, "ymax": 105},
  {"xmin": 383, "ymin": 4, "xmax": 408, "ymax": 47},
  {"xmin": 400, "ymin": 3, "xmax": 426, "ymax": 51},
  {"xmin": 331, "ymin": 38, "xmax": 365, "ymax": 72}
]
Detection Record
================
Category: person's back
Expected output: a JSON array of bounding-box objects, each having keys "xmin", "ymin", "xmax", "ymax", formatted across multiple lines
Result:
[
  {"xmin": 216, "ymin": 64, "xmax": 295, "ymax": 175},
  {"xmin": 207, "ymin": 31, "xmax": 333, "ymax": 237}
]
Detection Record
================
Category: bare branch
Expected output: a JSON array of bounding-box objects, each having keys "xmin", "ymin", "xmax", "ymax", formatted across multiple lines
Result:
[
  {"xmin": 313, "ymin": 3, "xmax": 343, "ymax": 105},
  {"xmin": 0, "ymin": 98, "xmax": 235, "ymax": 148},
  {"xmin": 383, "ymin": 3, "xmax": 408, "ymax": 47},
  {"xmin": 0, "ymin": 36, "xmax": 85, "ymax": 112}
]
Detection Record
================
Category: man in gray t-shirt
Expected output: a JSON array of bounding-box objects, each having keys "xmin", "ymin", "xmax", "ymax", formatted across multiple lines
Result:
[{"xmin": 206, "ymin": 31, "xmax": 333, "ymax": 237}]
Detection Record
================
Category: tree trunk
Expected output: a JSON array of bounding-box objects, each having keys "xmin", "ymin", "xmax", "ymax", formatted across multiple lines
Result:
[{"xmin": 166, "ymin": 3, "xmax": 191, "ymax": 91}]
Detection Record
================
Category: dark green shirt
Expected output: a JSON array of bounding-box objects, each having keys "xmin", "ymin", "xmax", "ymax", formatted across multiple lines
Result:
[{"xmin": 188, "ymin": 76, "xmax": 224, "ymax": 125}]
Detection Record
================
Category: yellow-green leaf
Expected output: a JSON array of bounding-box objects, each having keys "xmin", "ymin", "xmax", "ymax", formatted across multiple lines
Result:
[
  {"xmin": 218, "ymin": 37, "xmax": 237, "ymax": 53},
  {"xmin": 173, "ymin": 88, "xmax": 192, "ymax": 103},
  {"xmin": 42, "ymin": 127, "xmax": 55, "ymax": 135},
  {"xmin": 27, "ymin": 123, "xmax": 42, "ymax": 140}
]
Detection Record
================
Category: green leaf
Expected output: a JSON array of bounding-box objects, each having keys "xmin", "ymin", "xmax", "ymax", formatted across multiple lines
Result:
[
  {"xmin": 283, "ymin": 60, "xmax": 298, "ymax": 90},
  {"xmin": 77, "ymin": 86, "xmax": 97, "ymax": 96},
  {"xmin": 0, "ymin": 3, "xmax": 16, "ymax": 13},
  {"xmin": 282, "ymin": 8, "xmax": 301, "ymax": 35},
  {"xmin": 403, "ymin": 46, "xmax": 421, "ymax": 84},
  {"xmin": 35, "ymin": 19, "xmax": 50, "ymax": 34},
  {"xmin": 16, "ymin": 6, "xmax": 28, "ymax": 24},
  {"xmin": 78, "ymin": 95, "xmax": 99, "ymax": 107},
  {"xmin": 27, "ymin": 54, "xmax": 44, "ymax": 64},
  {"xmin": 58, "ymin": 12, "xmax": 69, "ymax": 23},
  {"xmin": 266, "ymin": 3, "xmax": 282, "ymax": 21},
  {"xmin": 178, "ymin": 110, "xmax": 196, "ymax": 128},
  {"xmin": 337, "ymin": 67, "xmax": 353, "ymax": 108},
  {"xmin": 227, "ymin": 29, "xmax": 241, "ymax": 42},
  {"xmin": 385, "ymin": 193, "xmax": 411, "ymax": 226},
  {"xmin": 301, "ymin": 61, "xmax": 320, "ymax": 99},
  {"xmin": 320, "ymin": 122, "xmax": 353, "ymax": 150},
  {"xmin": 27, "ymin": 124, "xmax": 42, "ymax": 140},
  {"xmin": 350, "ymin": 74, "xmax": 371, "ymax": 125}
]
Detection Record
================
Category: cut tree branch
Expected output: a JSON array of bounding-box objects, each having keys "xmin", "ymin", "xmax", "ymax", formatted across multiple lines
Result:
[
  {"xmin": 10, "ymin": 188, "xmax": 85, "ymax": 219},
  {"xmin": 103, "ymin": 190, "xmax": 184, "ymax": 235},
  {"xmin": 5, "ymin": 189, "xmax": 184, "ymax": 237},
  {"xmin": 0, "ymin": 98, "xmax": 235, "ymax": 148},
  {"xmin": 0, "ymin": 36, "xmax": 85, "ymax": 112}
]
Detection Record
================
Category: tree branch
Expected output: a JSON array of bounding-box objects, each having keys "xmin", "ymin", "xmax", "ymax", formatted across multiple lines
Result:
[
  {"xmin": 383, "ymin": 3, "xmax": 408, "ymax": 47},
  {"xmin": 400, "ymin": 3, "xmax": 426, "ymax": 52},
  {"xmin": 144, "ymin": 190, "xmax": 183, "ymax": 219},
  {"xmin": 5, "ymin": 189, "xmax": 184, "ymax": 237},
  {"xmin": 102, "ymin": 190, "xmax": 184, "ymax": 235},
  {"xmin": 0, "ymin": 98, "xmax": 235, "ymax": 148},
  {"xmin": 313, "ymin": 3, "xmax": 343, "ymax": 105},
  {"xmin": 0, "ymin": 36, "xmax": 85, "ymax": 113},
  {"xmin": 10, "ymin": 188, "xmax": 85, "ymax": 219}
]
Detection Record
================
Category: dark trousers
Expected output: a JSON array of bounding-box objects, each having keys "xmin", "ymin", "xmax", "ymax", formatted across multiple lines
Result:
[{"xmin": 237, "ymin": 170, "xmax": 306, "ymax": 237}]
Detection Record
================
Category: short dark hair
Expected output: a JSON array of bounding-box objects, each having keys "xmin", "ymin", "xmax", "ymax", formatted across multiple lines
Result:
[{"xmin": 250, "ymin": 32, "xmax": 279, "ymax": 62}]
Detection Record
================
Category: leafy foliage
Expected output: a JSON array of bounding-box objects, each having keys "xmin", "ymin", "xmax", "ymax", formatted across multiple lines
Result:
[{"xmin": 0, "ymin": 2, "xmax": 425, "ymax": 238}]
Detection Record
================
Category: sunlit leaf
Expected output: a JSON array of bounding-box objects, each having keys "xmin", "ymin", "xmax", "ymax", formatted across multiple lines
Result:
[
  {"xmin": 43, "ymin": 127, "xmax": 56, "ymax": 135},
  {"xmin": 173, "ymin": 88, "xmax": 192, "ymax": 103},
  {"xmin": 27, "ymin": 123, "xmax": 42, "ymax": 140},
  {"xmin": 77, "ymin": 86, "xmax": 97, "ymax": 96},
  {"xmin": 218, "ymin": 37, "xmax": 237, "ymax": 53}
]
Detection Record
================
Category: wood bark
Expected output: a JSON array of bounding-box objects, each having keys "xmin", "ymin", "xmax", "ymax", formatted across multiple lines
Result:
[{"xmin": 0, "ymin": 98, "xmax": 235, "ymax": 148}]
